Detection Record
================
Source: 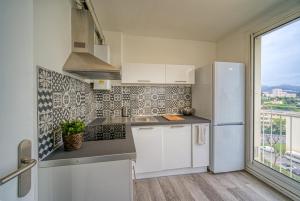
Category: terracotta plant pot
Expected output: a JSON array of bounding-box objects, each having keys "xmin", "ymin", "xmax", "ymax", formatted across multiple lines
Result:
[{"xmin": 63, "ymin": 133, "xmax": 83, "ymax": 151}]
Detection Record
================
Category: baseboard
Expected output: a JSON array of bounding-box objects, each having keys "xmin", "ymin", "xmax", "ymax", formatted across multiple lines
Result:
[{"xmin": 135, "ymin": 166, "xmax": 207, "ymax": 179}]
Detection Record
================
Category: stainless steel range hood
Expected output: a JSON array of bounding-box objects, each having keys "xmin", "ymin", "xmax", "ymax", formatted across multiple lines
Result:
[{"xmin": 63, "ymin": 4, "xmax": 120, "ymax": 80}]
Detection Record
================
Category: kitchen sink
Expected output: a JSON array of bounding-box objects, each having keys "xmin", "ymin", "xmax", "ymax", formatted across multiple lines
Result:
[{"xmin": 130, "ymin": 116, "xmax": 158, "ymax": 123}]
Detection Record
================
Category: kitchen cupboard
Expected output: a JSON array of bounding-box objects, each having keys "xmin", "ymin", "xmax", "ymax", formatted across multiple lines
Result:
[
  {"xmin": 162, "ymin": 125, "xmax": 191, "ymax": 169},
  {"xmin": 192, "ymin": 123, "xmax": 210, "ymax": 167},
  {"xmin": 165, "ymin": 64, "xmax": 195, "ymax": 84},
  {"xmin": 132, "ymin": 123, "xmax": 209, "ymax": 177},
  {"xmin": 39, "ymin": 160, "xmax": 133, "ymax": 201},
  {"xmin": 131, "ymin": 126, "xmax": 163, "ymax": 173},
  {"xmin": 121, "ymin": 63, "xmax": 166, "ymax": 84},
  {"xmin": 121, "ymin": 63, "xmax": 195, "ymax": 84}
]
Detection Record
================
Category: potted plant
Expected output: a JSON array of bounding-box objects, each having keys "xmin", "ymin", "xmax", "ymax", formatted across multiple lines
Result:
[{"xmin": 60, "ymin": 119, "xmax": 85, "ymax": 151}]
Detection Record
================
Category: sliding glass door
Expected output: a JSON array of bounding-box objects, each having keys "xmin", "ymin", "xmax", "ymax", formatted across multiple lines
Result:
[{"xmin": 253, "ymin": 17, "xmax": 300, "ymax": 185}]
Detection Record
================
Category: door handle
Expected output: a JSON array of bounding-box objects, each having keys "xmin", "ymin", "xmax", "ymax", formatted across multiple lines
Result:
[
  {"xmin": 137, "ymin": 80, "xmax": 151, "ymax": 83},
  {"xmin": 170, "ymin": 125, "xmax": 185, "ymax": 128},
  {"xmin": 0, "ymin": 159, "xmax": 36, "ymax": 185},
  {"xmin": 138, "ymin": 127, "xmax": 154, "ymax": 130},
  {"xmin": 0, "ymin": 139, "xmax": 36, "ymax": 197}
]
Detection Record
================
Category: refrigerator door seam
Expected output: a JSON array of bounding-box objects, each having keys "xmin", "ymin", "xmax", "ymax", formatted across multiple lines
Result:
[{"xmin": 213, "ymin": 122, "xmax": 244, "ymax": 126}]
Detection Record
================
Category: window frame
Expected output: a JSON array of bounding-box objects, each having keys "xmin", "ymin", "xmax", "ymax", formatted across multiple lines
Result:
[{"xmin": 249, "ymin": 11, "xmax": 300, "ymax": 199}]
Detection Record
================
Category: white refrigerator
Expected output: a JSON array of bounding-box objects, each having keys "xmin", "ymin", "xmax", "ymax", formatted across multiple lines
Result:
[{"xmin": 192, "ymin": 61, "xmax": 245, "ymax": 173}]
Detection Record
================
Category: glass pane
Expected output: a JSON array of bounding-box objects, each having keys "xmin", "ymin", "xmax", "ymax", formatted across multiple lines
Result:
[{"xmin": 254, "ymin": 18, "xmax": 300, "ymax": 182}]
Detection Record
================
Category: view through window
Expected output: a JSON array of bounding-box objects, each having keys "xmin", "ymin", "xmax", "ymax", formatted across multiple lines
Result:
[{"xmin": 254, "ymin": 18, "xmax": 300, "ymax": 182}]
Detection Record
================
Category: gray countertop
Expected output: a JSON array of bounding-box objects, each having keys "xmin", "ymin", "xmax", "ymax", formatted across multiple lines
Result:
[
  {"xmin": 130, "ymin": 115, "xmax": 210, "ymax": 126},
  {"xmin": 39, "ymin": 115, "xmax": 210, "ymax": 168}
]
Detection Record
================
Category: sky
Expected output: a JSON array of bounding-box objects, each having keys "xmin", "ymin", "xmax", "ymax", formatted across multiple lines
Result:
[{"xmin": 261, "ymin": 18, "xmax": 300, "ymax": 86}]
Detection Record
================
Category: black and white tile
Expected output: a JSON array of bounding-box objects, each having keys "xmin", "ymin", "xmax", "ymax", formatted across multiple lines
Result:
[
  {"xmin": 38, "ymin": 89, "xmax": 53, "ymax": 113},
  {"xmin": 37, "ymin": 66, "xmax": 96, "ymax": 160},
  {"xmin": 38, "ymin": 68, "xmax": 52, "ymax": 90},
  {"xmin": 94, "ymin": 85, "xmax": 191, "ymax": 118}
]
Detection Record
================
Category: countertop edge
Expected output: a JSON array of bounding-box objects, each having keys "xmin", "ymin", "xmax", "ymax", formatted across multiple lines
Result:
[{"xmin": 39, "ymin": 152, "xmax": 136, "ymax": 168}]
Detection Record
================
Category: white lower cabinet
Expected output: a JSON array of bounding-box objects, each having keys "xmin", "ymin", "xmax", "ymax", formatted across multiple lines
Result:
[
  {"xmin": 192, "ymin": 123, "xmax": 210, "ymax": 167},
  {"xmin": 39, "ymin": 160, "xmax": 133, "ymax": 201},
  {"xmin": 132, "ymin": 126, "xmax": 163, "ymax": 173},
  {"xmin": 132, "ymin": 123, "xmax": 209, "ymax": 178},
  {"xmin": 162, "ymin": 125, "xmax": 192, "ymax": 169}
]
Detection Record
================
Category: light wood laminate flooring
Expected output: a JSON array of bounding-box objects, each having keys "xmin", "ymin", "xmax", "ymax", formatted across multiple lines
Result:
[{"xmin": 134, "ymin": 171, "xmax": 291, "ymax": 201}]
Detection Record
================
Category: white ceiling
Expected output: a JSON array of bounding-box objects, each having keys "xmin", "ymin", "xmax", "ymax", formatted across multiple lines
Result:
[{"xmin": 91, "ymin": 0, "xmax": 285, "ymax": 42}]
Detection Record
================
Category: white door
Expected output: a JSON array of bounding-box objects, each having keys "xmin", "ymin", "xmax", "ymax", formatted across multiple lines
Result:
[
  {"xmin": 213, "ymin": 62, "xmax": 245, "ymax": 125},
  {"xmin": 163, "ymin": 125, "xmax": 191, "ymax": 170},
  {"xmin": 165, "ymin": 64, "xmax": 195, "ymax": 84},
  {"xmin": 211, "ymin": 125, "xmax": 245, "ymax": 173},
  {"xmin": 132, "ymin": 126, "xmax": 163, "ymax": 173},
  {"xmin": 0, "ymin": 1, "xmax": 37, "ymax": 201},
  {"xmin": 122, "ymin": 63, "xmax": 166, "ymax": 84}
]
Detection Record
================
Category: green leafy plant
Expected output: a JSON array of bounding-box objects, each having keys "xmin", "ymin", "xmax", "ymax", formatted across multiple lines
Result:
[{"xmin": 60, "ymin": 119, "xmax": 86, "ymax": 137}]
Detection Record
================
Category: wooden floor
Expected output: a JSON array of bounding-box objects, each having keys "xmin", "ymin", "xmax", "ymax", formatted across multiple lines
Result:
[{"xmin": 133, "ymin": 171, "xmax": 291, "ymax": 201}]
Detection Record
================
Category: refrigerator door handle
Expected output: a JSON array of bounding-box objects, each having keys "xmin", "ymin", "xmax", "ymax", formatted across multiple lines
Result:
[{"xmin": 213, "ymin": 122, "xmax": 244, "ymax": 126}]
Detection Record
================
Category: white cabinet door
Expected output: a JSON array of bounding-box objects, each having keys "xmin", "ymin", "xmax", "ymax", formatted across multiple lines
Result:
[
  {"xmin": 163, "ymin": 125, "xmax": 192, "ymax": 169},
  {"xmin": 39, "ymin": 160, "xmax": 133, "ymax": 201},
  {"xmin": 122, "ymin": 63, "xmax": 166, "ymax": 84},
  {"xmin": 192, "ymin": 124, "xmax": 210, "ymax": 168},
  {"xmin": 165, "ymin": 64, "xmax": 195, "ymax": 84},
  {"xmin": 132, "ymin": 126, "xmax": 163, "ymax": 173}
]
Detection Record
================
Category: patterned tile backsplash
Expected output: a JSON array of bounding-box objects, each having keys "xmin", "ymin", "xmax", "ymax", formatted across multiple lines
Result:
[
  {"xmin": 94, "ymin": 85, "xmax": 192, "ymax": 118},
  {"xmin": 37, "ymin": 66, "xmax": 192, "ymax": 160},
  {"xmin": 37, "ymin": 66, "xmax": 96, "ymax": 160}
]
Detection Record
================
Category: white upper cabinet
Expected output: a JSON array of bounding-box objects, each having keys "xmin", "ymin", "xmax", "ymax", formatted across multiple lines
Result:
[
  {"xmin": 122, "ymin": 63, "xmax": 166, "ymax": 84},
  {"xmin": 165, "ymin": 64, "xmax": 195, "ymax": 84},
  {"xmin": 121, "ymin": 63, "xmax": 195, "ymax": 84}
]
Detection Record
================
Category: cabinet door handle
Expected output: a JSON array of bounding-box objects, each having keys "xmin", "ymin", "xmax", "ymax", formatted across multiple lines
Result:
[
  {"xmin": 175, "ymin": 80, "xmax": 187, "ymax": 83},
  {"xmin": 203, "ymin": 127, "xmax": 206, "ymax": 144},
  {"xmin": 138, "ymin": 127, "xmax": 154, "ymax": 130},
  {"xmin": 132, "ymin": 162, "xmax": 137, "ymax": 180},
  {"xmin": 137, "ymin": 80, "xmax": 151, "ymax": 83},
  {"xmin": 170, "ymin": 125, "xmax": 185, "ymax": 128}
]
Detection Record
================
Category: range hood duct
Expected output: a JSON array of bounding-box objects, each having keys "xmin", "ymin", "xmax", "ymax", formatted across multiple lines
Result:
[{"xmin": 63, "ymin": 4, "xmax": 120, "ymax": 80}]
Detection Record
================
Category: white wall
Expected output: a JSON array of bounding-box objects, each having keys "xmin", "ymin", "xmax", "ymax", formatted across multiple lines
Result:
[
  {"xmin": 0, "ymin": 1, "xmax": 36, "ymax": 201},
  {"xmin": 104, "ymin": 31, "xmax": 216, "ymax": 69},
  {"xmin": 216, "ymin": 2, "xmax": 300, "ymax": 63},
  {"xmin": 216, "ymin": 31, "xmax": 246, "ymax": 63},
  {"xmin": 34, "ymin": 0, "xmax": 72, "ymax": 74},
  {"xmin": 123, "ymin": 34, "xmax": 216, "ymax": 68}
]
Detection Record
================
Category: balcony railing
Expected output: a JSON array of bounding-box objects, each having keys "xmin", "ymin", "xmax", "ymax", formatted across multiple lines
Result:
[{"xmin": 257, "ymin": 109, "xmax": 300, "ymax": 182}]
